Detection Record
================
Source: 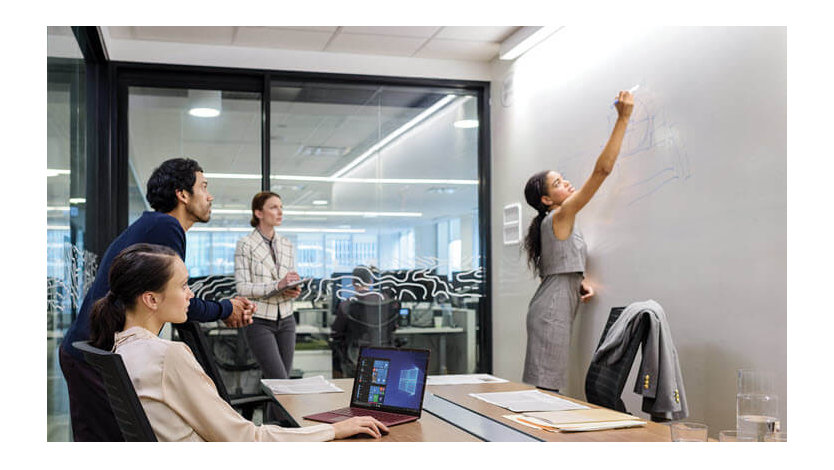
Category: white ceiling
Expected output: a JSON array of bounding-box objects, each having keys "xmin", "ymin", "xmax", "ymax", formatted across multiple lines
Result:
[{"xmin": 104, "ymin": 26, "xmax": 521, "ymax": 62}]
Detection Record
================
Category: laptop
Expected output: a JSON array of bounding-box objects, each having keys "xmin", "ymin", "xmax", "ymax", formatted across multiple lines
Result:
[{"xmin": 304, "ymin": 346, "xmax": 431, "ymax": 426}]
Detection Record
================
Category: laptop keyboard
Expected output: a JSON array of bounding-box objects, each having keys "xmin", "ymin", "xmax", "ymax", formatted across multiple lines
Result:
[{"xmin": 330, "ymin": 407, "xmax": 407, "ymax": 421}]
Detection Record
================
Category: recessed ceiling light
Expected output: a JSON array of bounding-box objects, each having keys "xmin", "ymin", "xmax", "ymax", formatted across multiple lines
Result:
[{"xmin": 187, "ymin": 90, "xmax": 222, "ymax": 118}]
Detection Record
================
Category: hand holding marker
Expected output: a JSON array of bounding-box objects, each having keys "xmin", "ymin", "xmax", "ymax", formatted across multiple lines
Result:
[{"xmin": 615, "ymin": 84, "xmax": 640, "ymax": 104}]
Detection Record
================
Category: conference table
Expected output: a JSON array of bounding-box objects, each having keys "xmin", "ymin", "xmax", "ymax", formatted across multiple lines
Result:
[{"xmin": 262, "ymin": 378, "xmax": 672, "ymax": 442}]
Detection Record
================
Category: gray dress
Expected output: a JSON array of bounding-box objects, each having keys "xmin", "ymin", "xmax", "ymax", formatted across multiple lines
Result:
[{"xmin": 522, "ymin": 210, "xmax": 587, "ymax": 390}]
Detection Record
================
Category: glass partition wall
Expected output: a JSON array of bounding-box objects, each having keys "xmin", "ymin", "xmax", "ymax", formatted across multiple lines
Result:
[
  {"xmin": 269, "ymin": 82, "xmax": 483, "ymax": 377},
  {"xmin": 47, "ymin": 26, "xmax": 87, "ymax": 442},
  {"xmin": 121, "ymin": 73, "xmax": 486, "ymax": 391}
]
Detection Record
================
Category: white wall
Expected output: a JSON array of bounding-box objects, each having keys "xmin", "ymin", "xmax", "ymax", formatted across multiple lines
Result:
[{"xmin": 489, "ymin": 26, "xmax": 786, "ymax": 436}]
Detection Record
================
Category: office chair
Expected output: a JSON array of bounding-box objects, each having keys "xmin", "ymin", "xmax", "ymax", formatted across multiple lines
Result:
[
  {"xmin": 331, "ymin": 297, "xmax": 401, "ymax": 378},
  {"xmin": 72, "ymin": 341, "xmax": 157, "ymax": 442},
  {"xmin": 172, "ymin": 321, "xmax": 275, "ymax": 421},
  {"xmin": 584, "ymin": 306, "xmax": 652, "ymax": 417}
]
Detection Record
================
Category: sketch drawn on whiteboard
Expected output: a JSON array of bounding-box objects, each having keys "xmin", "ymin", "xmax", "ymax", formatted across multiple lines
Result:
[{"xmin": 605, "ymin": 90, "xmax": 692, "ymax": 207}]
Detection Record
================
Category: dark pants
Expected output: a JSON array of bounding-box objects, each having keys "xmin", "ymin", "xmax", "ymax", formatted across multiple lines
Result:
[
  {"xmin": 59, "ymin": 345, "xmax": 124, "ymax": 441},
  {"xmin": 245, "ymin": 316, "xmax": 296, "ymax": 379},
  {"xmin": 245, "ymin": 316, "xmax": 296, "ymax": 422}
]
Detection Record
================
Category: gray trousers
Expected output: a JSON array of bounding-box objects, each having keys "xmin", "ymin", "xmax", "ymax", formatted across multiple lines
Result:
[{"xmin": 245, "ymin": 316, "xmax": 296, "ymax": 379}]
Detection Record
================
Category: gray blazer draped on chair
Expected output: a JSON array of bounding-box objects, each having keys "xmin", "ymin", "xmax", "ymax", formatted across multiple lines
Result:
[{"xmin": 592, "ymin": 299, "xmax": 689, "ymax": 421}]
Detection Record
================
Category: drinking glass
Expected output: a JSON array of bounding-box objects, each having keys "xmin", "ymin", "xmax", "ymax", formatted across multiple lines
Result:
[
  {"xmin": 764, "ymin": 432, "xmax": 787, "ymax": 442},
  {"xmin": 670, "ymin": 422, "xmax": 708, "ymax": 442},
  {"xmin": 718, "ymin": 430, "xmax": 755, "ymax": 442},
  {"xmin": 737, "ymin": 369, "xmax": 780, "ymax": 441}
]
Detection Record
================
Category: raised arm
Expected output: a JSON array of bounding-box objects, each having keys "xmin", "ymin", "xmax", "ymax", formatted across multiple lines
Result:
[{"xmin": 553, "ymin": 90, "xmax": 634, "ymax": 238}]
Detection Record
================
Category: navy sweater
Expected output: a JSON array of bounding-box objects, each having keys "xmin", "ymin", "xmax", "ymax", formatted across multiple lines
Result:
[{"xmin": 62, "ymin": 211, "xmax": 232, "ymax": 360}]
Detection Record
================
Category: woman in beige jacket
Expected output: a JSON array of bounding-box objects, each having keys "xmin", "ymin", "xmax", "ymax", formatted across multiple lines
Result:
[{"xmin": 89, "ymin": 243, "xmax": 387, "ymax": 441}]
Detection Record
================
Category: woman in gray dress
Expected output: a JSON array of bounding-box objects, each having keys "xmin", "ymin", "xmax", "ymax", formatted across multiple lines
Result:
[{"xmin": 522, "ymin": 90, "xmax": 634, "ymax": 392}]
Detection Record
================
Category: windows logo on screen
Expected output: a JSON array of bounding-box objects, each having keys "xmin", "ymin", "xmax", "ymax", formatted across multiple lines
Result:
[{"xmin": 398, "ymin": 366, "xmax": 419, "ymax": 395}]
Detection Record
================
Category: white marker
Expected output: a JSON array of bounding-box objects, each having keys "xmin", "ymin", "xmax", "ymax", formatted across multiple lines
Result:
[{"xmin": 615, "ymin": 84, "xmax": 640, "ymax": 103}]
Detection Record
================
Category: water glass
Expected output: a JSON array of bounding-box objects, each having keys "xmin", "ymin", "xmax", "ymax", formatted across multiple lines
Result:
[
  {"xmin": 737, "ymin": 369, "xmax": 780, "ymax": 441},
  {"xmin": 764, "ymin": 432, "xmax": 787, "ymax": 442},
  {"xmin": 670, "ymin": 422, "xmax": 708, "ymax": 442},
  {"xmin": 718, "ymin": 430, "xmax": 755, "ymax": 442}
]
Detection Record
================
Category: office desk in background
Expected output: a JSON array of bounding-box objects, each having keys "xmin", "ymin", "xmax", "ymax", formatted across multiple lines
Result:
[{"xmin": 264, "ymin": 378, "xmax": 672, "ymax": 442}]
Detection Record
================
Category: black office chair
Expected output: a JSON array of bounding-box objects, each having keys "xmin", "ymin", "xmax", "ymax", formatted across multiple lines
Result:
[
  {"xmin": 72, "ymin": 341, "xmax": 157, "ymax": 442},
  {"xmin": 584, "ymin": 306, "xmax": 652, "ymax": 416},
  {"xmin": 331, "ymin": 298, "xmax": 401, "ymax": 378},
  {"xmin": 172, "ymin": 321, "xmax": 274, "ymax": 421}
]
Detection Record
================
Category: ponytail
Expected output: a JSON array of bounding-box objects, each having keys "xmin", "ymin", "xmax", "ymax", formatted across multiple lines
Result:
[
  {"xmin": 89, "ymin": 292, "xmax": 126, "ymax": 351},
  {"xmin": 523, "ymin": 171, "xmax": 552, "ymax": 277}
]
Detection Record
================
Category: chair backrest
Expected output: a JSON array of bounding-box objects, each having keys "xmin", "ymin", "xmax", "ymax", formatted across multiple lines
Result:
[
  {"xmin": 584, "ymin": 307, "xmax": 651, "ymax": 413},
  {"xmin": 345, "ymin": 298, "xmax": 399, "ymax": 348},
  {"xmin": 172, "ymin": 321, "xmax": 232, "ymax": 403},
  {"xmin": 72, "ymin": 341, "xmax": 157, "ymax": 442}
]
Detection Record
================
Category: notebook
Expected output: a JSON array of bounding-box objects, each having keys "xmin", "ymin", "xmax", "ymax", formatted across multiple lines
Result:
[{"xmin": 304, "ymin": 346, "xmax": 431, "ymax": 426}]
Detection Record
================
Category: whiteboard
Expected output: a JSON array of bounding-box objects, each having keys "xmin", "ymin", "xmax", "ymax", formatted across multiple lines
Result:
[{"xmin": 490, "ymin": 27, "xmax": 786, "ymax": 432}]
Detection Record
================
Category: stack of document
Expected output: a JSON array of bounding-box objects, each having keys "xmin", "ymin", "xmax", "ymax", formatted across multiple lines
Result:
[
  {"xmin": 505, "ymin": 408, "xmax": 646, "ymax": 433},
  {"xmin": 427, "ymin": 374, "xmax": 509, "ymax": 385},
  {"xmin": 469, "ymin": 390, "xmax": 589, "ymax": 412},
  {"xmin": 261, "ymin": 375, "xmax": 343, "ymax": 395}
]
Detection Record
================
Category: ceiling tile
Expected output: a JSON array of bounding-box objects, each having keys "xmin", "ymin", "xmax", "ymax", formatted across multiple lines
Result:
[
  {"xmin": 234, "ymin": 27, "xmax": 332, "ymax": 50},
  {"xmin": 130, "ymin": 26, "xmax": 236, "ymax": 45},
  {"xmin": 414, "ymin": 39, "xmax": 500, "ymax": 61},
  {"xmin": 435, "ymin": 26, "xmax": 520, "ymax": 42},
  {"xmin": 340, "ymin": 26, "xmax": 441, "ymax": 38},
  {"xmin": 267, "ymin": 26, "xmax": 339, "ymax": 33},
  {"xmin": 326, "ymin": 33, "xmax": 425, "ymax": 56}
]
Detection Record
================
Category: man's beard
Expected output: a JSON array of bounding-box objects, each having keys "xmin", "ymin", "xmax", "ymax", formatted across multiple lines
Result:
[{"xmin": 188, "ymin": 204, "xmax": 211, "ymax": 223}]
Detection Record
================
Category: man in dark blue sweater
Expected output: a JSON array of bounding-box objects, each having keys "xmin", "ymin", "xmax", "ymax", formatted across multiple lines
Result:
[{"xmin": 60, "ymin": 158, "xmax": 256, "ymax": 441}]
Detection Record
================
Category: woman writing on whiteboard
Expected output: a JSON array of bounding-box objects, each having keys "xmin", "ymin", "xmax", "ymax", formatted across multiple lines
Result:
[{"xmin": 521, "ymin": 90, "xmax": 634, "ymax": 392}]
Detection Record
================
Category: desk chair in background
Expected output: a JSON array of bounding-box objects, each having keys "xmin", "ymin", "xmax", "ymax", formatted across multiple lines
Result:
[
  {"xmin": 584, "ymin": 306, "xmax": 657, "ymax": 420},
  {"xmin": 330, "ymin": 298, "xmax": 403, "ymax": 378},
  {"xmin": 172, "ymin": 321, "xmax": 280, "ymax": 422},
  {"xmin": 72, "ymin": 341, "xmax": 157, "ymax": 442}
]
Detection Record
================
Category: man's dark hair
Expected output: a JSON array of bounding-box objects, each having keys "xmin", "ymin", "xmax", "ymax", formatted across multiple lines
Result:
[{"xmin": 146, "ymin": 158, "xmax": 204, "ymax": 213}]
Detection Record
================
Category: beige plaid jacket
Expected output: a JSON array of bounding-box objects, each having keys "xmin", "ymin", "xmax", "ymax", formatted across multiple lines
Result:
[{"xmin": 234, "ymin": 229, "xmax": 295, "ymax": 321}]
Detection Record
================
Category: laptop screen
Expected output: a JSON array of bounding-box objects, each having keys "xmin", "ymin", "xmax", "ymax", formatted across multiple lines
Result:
[{"xmin": 350, "ymin": 347, "xmax": 431, "ymax": 416}]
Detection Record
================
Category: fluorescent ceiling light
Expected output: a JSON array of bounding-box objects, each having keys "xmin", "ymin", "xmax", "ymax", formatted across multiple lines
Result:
[
  {"xmin": 499, "ymin": 26, "xmax": 563, "ymax": 61},
  {"xmin": 69, "ymin": 198, "xmax": 86, "ymax": 204},
  {"xmin": 284, "ymin": 210, "xmax": 422, "ymax": 218},
  {"xmin": 330, "ymin": 95, "xmax": 458, "ymax": 178},
  {"xmin": 211, "ymin": 208, "xmax": 421, "ymax": 218},
  {"xmin": 204, "ymin": 173, "xmax": 478, "ymax": 186},
  {"xmin": 312, "ymin": 200, "xmax": 329, "ymax": 205},
  {"xmin": 188, "ymin": 90, "xmax": 222, "ymax": 118},
  {"xmin": 47, "ymin": 206, "xmax": 70, "ymax": 212},
  {"xmin": 190, "ymin": 227, "xmax": 365, "ymax": 234},
  {"xmin": 47, "ymin": 169, "xmax": 71, "ymax": 177},
  {"xmin": 271, "ymin": 175, "xmax": 478, "ymax": 185},
  {"xmin": 47, "ymin": 225, "xmax": 71, "ymax": 230},
  {"xmin": 454, "ymin": 119, "xmax": 479, "ymax": 129}
]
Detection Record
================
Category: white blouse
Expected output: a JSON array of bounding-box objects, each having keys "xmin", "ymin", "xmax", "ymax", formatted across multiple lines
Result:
[{"xmin": 114, "ymin": 326, "xmax": 335, "ymax": 442}]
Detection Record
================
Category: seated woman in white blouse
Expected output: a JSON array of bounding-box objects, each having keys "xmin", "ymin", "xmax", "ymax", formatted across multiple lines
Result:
[{"xmin": 88, "ymin": 242, "xmax": 388, "ymax": 442}]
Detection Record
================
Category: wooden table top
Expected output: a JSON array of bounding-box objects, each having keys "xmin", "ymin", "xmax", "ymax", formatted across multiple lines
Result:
[
  {"xmin": 426, "ymin": 381, "xmax": 672, "ymax": 442},
  {"xmin": 269, "ymin": 378, "xmax": 482, "ymax": 442}
]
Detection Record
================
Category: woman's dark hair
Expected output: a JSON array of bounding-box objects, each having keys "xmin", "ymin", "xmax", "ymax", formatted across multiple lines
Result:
[
  {"xmin": 250, "ymin": 191, "xmax": 282, "ymax": 227},
  {"xmin": 523, "ymin": 170, "xmax": 551, "ymax": 276},
  {"xmin": 89, "ymin": 243, "xmax": 180, "ymax": 351},
  {"xmin": 145, "ymin": 158, "xmax": 204, "ymax": 213}
]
